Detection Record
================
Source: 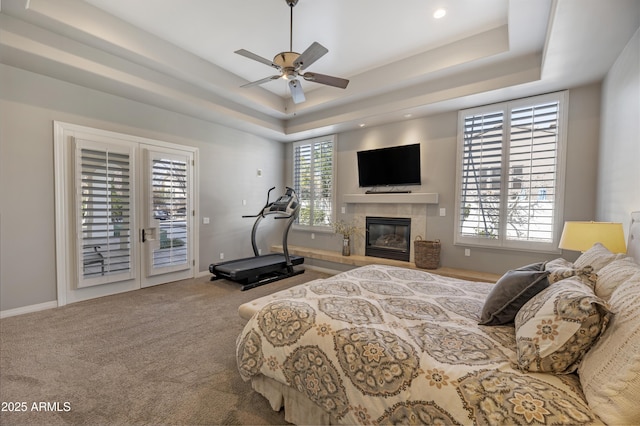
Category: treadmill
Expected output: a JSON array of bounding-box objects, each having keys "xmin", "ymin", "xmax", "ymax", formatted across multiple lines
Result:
[{"xmin": 209, "ymin": 186, "xmax": 304, "ymax": 290}]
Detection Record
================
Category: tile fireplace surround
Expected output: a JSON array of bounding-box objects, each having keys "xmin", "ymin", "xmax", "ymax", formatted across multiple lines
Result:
[{"xmin": 344, "ymin": 193, "xmax": 439, "ymax": 263}]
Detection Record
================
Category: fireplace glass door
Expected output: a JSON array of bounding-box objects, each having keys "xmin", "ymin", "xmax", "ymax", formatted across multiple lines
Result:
[{"xmin": 365, "ymin": 217, "xmax": 411, "ymax": 261}]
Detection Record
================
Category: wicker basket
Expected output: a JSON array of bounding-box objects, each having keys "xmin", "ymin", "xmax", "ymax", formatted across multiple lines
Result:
[{"xmin": 414, "ymin": 236, "xmax": 441, "ymax": 269}]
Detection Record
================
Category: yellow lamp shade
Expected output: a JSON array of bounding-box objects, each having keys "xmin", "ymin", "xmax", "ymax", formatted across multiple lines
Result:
[{"xmin": 559, "ymin": 221, "xmax": 626, "ymax": 253}]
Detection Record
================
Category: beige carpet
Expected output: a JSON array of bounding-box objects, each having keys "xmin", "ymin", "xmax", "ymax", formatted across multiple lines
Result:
[{"xmin": 0, "ymin": 269, "xmax": 329, "ymax": 425}]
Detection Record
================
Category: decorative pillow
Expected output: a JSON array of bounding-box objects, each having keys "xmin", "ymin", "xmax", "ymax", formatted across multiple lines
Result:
[
  {"xmin": 514, "ymin": 276, "xmax": 611, "ymax": 374},
  {"xmin": 578, "ymin": 272, "xmax": 640, "ymax": 424},
  {"xmin": 479, "ymin": 265, "xmax": 549, "ymax": 326},
  {"xmin": 594, "ymin": 256, "xmax": 639, "ymax": 300},
  {"xmin": 574, "ymin": 242, "xmax": 626, "ymax": 272},
  {"xmin": 515, "ymin": 262, "xmax": 546, "ymax": 271},
  {"xmin": 544, "ymin": 257, "xmax": 574, "ymax": 270},
  {"xmin": 544, "ymin": 262, "xmax": 597, "ymax": 288}
]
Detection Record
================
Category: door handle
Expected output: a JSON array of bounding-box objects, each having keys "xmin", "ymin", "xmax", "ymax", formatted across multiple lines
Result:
[{"xmin": 141, "ymin": 228, "xmax": 156, "ymax": 243}]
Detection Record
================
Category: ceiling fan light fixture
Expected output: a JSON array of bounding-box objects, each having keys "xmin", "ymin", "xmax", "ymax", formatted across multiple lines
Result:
[{"xmin": 282, "ymin": 69, "xmax": 297, "ymax": 80}]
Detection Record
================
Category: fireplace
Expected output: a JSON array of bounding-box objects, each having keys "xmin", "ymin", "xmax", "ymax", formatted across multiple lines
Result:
[{"xmin": 365, "ymin": 217, "xmax": 411, "ymax": 261}]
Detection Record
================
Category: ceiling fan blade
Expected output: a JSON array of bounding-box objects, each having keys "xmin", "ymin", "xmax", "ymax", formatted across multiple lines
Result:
[
  {"xmin": 302, "ymin": 72, "xmax": 349, "ymax": 89},
  {"xmin": 240, "ymin": 75, "xmax": 282, "ymax": 88},
  {"xmin": 293, "ymin": 42, "xmax": 328, "ymax": 70},
  {"xmin": 234, "ymin": 49, "xmax": 279, "ymax": 69},
  {"xmin": 288, "ymin": 79, "xmax": 306, "ymax": 104}
]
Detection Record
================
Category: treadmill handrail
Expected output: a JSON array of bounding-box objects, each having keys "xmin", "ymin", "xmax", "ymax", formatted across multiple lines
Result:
[{"xmin": 238, "ymin": 187, "xmax": 302, "ymax": 265}]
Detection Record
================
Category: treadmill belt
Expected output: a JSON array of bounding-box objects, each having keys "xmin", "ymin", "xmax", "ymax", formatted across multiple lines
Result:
[
  {"xmin": 214, "ymin": 253, "xmax": 289, "ymax": 273},
  {"xmin": 213, "ymin": 253, "xmax": 303, "ymax": 280}
]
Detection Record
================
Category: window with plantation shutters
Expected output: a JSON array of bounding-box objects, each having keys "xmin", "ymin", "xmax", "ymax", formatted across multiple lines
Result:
[
  {"xmin": 77, "ymin": 142, "xmax": 134, "ymax": 286},
  {"xmin": 151, "ymin": 157, "xmax": 188, "ymax": 268},
  {"xmin": 293, "ymin": 135, "xmax": 336, "ymax": 229},
  {"xmin": 455, "ymin": 92, "xmax": 567, "ymax": 252}
]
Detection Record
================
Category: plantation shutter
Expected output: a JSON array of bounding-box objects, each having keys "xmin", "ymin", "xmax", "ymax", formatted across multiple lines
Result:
[
  {"xmin": 294, "ymin": 143, "xmax": 312, "ymax": 226},
  {"xmin": 77, "ymin": 141, "xmax": 134, "ymax": 287},
  {"xmin": 506, "ymin": 101, "xmax": 560, "ymax": 242},
  {"xmin": 459, "ymin": 110, "xmax": 504, "ymax": 239},
  {"xmin": 151, "ymin": 157, "xmax": 188, "ymax": 268},
  {"xmin": 456, "ymin": 91, "xmax": 567, "ymax": 251},
  {"xmin": 293, "ymin": 135, "xmax": 335, "ymax": 228}
]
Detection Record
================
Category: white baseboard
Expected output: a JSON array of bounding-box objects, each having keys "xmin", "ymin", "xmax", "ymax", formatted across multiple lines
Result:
[
  {"xmin": 197, "ymin": 269, "xmax": 211, "ymax": 278},
  {"xmin": 0, "ymin": 300, "xmax": 58, "ymax": 319}
]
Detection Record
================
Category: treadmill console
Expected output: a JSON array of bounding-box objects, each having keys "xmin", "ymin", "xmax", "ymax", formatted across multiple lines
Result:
[{"xmin": 266, "ymin": 188, "xmax": 298, "ymax": 215}]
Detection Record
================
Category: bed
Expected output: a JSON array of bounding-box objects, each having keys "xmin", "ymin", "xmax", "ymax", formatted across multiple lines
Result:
[{"xmin": 236, "ymin": 212, "xmax": 640, "ymax": 425}]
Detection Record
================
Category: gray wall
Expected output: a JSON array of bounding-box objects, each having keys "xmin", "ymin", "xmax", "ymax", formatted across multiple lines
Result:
[
  {"xmin": 597, "ymin": 28, "xmax": 640, "ymax": 231},
  {"xmin": 288, "ymin": 83, "xmax": 603, "ymax": 273},
  {"xmin": 0, "ymin": 64, "xmax": 285, "ymax": 312},
  {"xmin": 3, "ymin": 31, "xmax": 635, "ymax": 312}
]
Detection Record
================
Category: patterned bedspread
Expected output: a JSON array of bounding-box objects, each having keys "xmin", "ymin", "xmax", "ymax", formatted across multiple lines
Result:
[{"xmin": 236, "ymin": 265, "xmax": 601, "ymax": 425}]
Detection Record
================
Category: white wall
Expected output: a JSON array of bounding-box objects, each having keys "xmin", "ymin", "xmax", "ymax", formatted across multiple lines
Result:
[
  {"xmin": 0, "ymin": 64, "xmax": 285, "ymax": 312},
  {"xmin": 288, "ymin": 83, "xmax": 603, "ymax": 273},
  {"xmin": 597, "ymin": 28, "xmax": 640, "ymax": 234}
]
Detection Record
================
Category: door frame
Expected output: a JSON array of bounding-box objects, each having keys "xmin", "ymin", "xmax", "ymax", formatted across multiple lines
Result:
[{"xmin": 54, "ymin": 121, "xmax": 199, "ymax": 307}]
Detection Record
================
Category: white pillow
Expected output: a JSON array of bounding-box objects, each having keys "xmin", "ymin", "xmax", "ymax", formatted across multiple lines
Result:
[
  {"xmin": 574, "ymin": 242, "xmax": 626, "ymax": 272},
  {"xmin": 578, "ymin": 272, "xmax": 640, "ymax": 425},
  {"xmin": 595, "ymin": 257, "xmax": 639, "ymax": 300}
]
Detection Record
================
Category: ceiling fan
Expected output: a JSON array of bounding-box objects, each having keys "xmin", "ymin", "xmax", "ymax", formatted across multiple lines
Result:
[{"xmin": 234, "ymin": 0, "xmax": 349, "ymax": 104}]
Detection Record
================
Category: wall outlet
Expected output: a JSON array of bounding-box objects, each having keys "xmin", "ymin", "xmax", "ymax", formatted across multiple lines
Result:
[
  {"xmin": 203, "ymin": 217, "xmax": 210, "ymax": 224},
  {"xmin": 311, "ymin": 233, "xmax": 315, "ymax": 240},
  {"xmin": 256, "ymin": 169, "xmax": 262, "ymax": 177},
  {"xmin": 439, "ymin": 208, "xmax": 446, "ymax": 217},
  {"xmin": 464, "ymin": 248, "xmax": 471, "ymax": 257},
  {"xmin": 341, "ymin": 206, "xmax": 346, "ymax": 214},
  {"xmin": 219, "ymin": 253, "xmax": 224, "ymax": 260},
  {"xmin": 258, "ymin": 248, "xmax": 262, "ymax": 255}
]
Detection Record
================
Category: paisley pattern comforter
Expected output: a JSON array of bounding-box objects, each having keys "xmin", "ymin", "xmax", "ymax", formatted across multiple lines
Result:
[{"xmin": 236, "ymin": 265, "xmax": 602, "ymax": 425}]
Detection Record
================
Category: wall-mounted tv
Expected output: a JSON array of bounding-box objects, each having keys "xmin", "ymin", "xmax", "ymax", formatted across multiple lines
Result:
[{"xmin": 357, "ymin": 143, "xmax": 421, "ymax": 188}]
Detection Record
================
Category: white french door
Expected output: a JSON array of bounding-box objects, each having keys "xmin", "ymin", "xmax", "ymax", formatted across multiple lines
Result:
[
  {"xmin": 75, "ymin": 138, "xmax": 137, "ymax": 290},
  {"xmin": 140, "ymin": 146, "xmax": 194, "ymax": 287},
  {"xmin": 54, "ymin": 122, "xmax": 197, "ymax": 305}
]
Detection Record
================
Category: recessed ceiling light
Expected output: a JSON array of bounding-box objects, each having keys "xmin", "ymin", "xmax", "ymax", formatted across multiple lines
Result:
[
  {"xmin": 404, "ymin": 113, "xmax": 413, "ymax": 118},
  {"xmin": 433, "ymin": 8, "xmax": 446, "ymax": 19},
  {"xmin": 359, "ymin": 123, "xmax": 366, "ymax": 128}
]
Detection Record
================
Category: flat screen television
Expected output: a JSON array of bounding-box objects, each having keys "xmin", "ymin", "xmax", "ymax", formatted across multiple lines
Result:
[{"xmin": 357, "ymin": 143, "xmax": 421, "ymax": 188}]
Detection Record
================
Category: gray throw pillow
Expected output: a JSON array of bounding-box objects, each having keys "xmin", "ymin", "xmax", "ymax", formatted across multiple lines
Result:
[
  {"xmin": 479, "ymin": 267, "xmax": 550, "ymax": 326},
  {"xmin": 517, "ymin": 262, "xmax": 546, "ymax": 272}
]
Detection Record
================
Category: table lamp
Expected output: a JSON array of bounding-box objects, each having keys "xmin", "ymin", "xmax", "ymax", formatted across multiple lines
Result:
[{"xmin": 558, "ymin": 221, "xmax": 626, "ymax": 253}]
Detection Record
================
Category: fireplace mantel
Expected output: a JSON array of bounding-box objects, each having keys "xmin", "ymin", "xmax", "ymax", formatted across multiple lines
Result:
[{"xmin": 343, "ymin": 193, "xmax": 438, "ymax": 204}]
